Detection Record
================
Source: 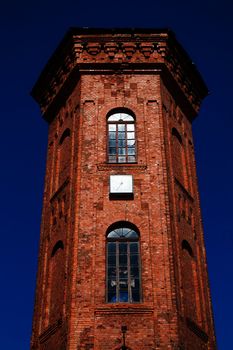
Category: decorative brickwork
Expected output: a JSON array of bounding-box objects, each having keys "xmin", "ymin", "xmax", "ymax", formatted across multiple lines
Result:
[{"xmin": 31, "ymin": 28, "xmax": 216, "ymax": 350}]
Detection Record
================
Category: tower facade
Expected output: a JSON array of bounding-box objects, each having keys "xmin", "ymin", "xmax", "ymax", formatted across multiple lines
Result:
[{"xmin": 31, "ymin": 28, "xmax": 216, "ymax": 350}]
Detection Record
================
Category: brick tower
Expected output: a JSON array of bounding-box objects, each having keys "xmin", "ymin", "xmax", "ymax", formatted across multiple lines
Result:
[{"xmin": 31, "ymin": 28, "xmax": 216, "ymax": 350}]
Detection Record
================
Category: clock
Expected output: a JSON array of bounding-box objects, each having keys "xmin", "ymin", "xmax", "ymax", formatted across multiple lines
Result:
[{"xmin": 110, "ymin": 175, "xmax": 133, "ymax": 195}]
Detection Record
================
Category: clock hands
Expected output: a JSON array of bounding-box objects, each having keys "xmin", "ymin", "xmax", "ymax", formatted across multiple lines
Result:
[{"xmin": 116, "ymin": 181, "xmax": 124, "ymax": 191}]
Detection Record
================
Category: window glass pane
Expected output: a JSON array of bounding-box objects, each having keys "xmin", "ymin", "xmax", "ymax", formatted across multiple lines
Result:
[
  {"xmin": 125, "ymin": 229, "xmax": 138, "ymax": 239},
  {"xmin": 127, "ymin": 124, "xmax": 135, "ymax": 131},
  {"xmin": 122, "ymin": 228, "xmax": 132, "ymax": 237},
  {"xmin": 108, "ymin": 267, "xmax": 116, "ymax": 278},
  {"xmin": 108, "ymin": 113, "xmax": 133, "ymax": 122},
  {"xmin": 119, "ymin": 291, "xmax": 129, "ymax": 302},
  {"xmin": 118, "ymin": 139, "xmax": 126, "ymax": 147},
  {"xmin": 118, "ymin": 124, "xmax": 125, "ymax": 131},
  {"xmin": 119, "ymin": 267, "xmax": 128, "ymax": 279},
  {"xmin": 108, "ymin": 124, "xmax": 116, "ymax": 131},
  {"xmin": 109, "ymin": 131, "xmax": 116, "ymax": 139},
  {"xmin": 118, "ymin": 148, "xmax": 126, "ymax": 155},
  {"xmin": 108, "ymin": 281, "xmax": 116, "ymax": 302},
  {"xmin": 127, "ymin": 132, "xmax": 135, "ymax": 139},
  {"xmin": 108, "ymin": 254, "xmax": 116, "ymax": 266},
  {"xmin": 128, "ymin": 148, "xmax": 135, "ymax": 155},
  {"xmin": 128, "ymin": 156, "xmax": 136, "ymax": 163},
  {"xmin": 119, "ymin": 242, "xmax": 127, "ymax": 253},
  {"xmin": 108, "ymin": 156, "xmax": 116, "ymax": 163},
  {"xmin": 114, "ymin": 228, "xmax": 123, "ymax": 236},
  {"xmin": 119, "ymin": 279, "xmax": 128, "ymax": 288},
  {"xmin": 109, "ymin": 139, "xmax": 116, "ymax": 147},
  {"xmin": 119, "ymin": 278, "xmax": 129, "ymax": 302},
  {"xmin": 119, "ymin": 254, "xmax": 127, "ymax": 265},
  {"xmin": 109, "ymin": 228, "xmax": 137, "ymax": 239},
  {"xmin": 108, "ymin": 242, "xmax": 116, "ymax": 254},
  {"xmin": 109, "ymin": 148, "xmax": 116, "ymax": 155},
  {"xmin": 118, "ymin": 156, "xmax": 126, "ymax": 163},
  {"xmin": 130, "ymin": 254, "xmax": 139, "ymax": 266},
  {"xmin": 127, "ymin": 139, "xmax": 135, "ymax": 146},
  {"xmin": 108, "ymin": 230, "xmax": 119, "ymax": 238},
  {"xmin": 130, "ymin": 243, "xmax": 139, "ymax": 253},
  {"xmin": 131, "ymin": 283, "xmax": 140, "ymax": 302},
  {"xmin": 108, "ymin": 113, "xmax": 122, "ymax": 121},
  {"xmin": 120, "ymin": 113, "xmax": 134, "ymax": 121},
  {"xmin": 118, "ymin": 132, "xmax": 125, "ymax": 140},
  {"xmin": 130, "ymin": 267, "xmax": 139, "ymax": 278}
]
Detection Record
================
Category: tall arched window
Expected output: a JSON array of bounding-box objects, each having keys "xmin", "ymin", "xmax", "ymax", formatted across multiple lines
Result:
[
  {"xmin": 106, "ymin": 223, "xmax": 141, "ymax": 303},
  {"xmin": 49, "ymin": 240, "xmax": 65, "ymax": 323},
  {"xmin": 171, "ymin": 127, "xmax": 187, "ymax": 187},
  {"xmin": 107, "ymin": 110, "xmax": 136, "ymax": 163}
]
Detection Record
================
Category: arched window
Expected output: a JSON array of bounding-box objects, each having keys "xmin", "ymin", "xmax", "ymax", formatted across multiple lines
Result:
[
  {"xmin": 106, "ymin": 223, "xmax": 141, "ymax": 303},
  {"xmin": 107, "ymin": 110, "xmax": 136, "ymax": 163},
  {"xmin": 171, "ymin": 127, "xmax": 188, "ymax": 187},
  {"xmin": 49, "ymin": 240, "xmax": 65, "ymax": 323}
]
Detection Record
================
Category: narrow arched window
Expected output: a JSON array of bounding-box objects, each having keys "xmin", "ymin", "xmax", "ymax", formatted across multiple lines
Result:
[
  {"xmin": 49, "ymin": 240, "xmax": 65, "ymax": 323},
  {"xmin": 106, "ymin": 223, "xmax": 141, "ymax": 303},
  {"xmin": 107, "ymin": 110, "xmax": 136, "ymax": 163}
]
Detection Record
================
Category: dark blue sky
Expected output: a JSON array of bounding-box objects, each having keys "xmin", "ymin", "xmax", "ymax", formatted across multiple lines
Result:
[{"xmin": 0, "ymin": 1, "xmax": 232, "ymax": 349}]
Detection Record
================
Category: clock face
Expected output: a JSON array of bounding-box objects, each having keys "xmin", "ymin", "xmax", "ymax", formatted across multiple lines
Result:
[{"xmin": 110, "ymin": 175, "xmax": 133, "ymax": 194}]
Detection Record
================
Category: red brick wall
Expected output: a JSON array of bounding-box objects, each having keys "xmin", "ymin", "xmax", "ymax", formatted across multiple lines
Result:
[
  {"xmin": 31, "ymin": 71, "xmax": 216, "ymax": 350},
  {"xmin": 161, "ymin": 82, "xmax": 216, "ymax": 349}
]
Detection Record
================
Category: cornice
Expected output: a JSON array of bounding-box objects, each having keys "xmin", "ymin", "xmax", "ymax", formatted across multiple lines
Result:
[{"xmin": 31, "ymin": 28, "xmax": 208, "ymax": 120}]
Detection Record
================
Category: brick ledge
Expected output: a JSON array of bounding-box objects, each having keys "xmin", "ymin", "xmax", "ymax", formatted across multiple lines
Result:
[
  {"xmin": 95, "ymin": 304, "xmax": 153, "ymax": 315},
  {"xmin": 97, "ymin": 163, "xmax": 147, "ymax": 171}
]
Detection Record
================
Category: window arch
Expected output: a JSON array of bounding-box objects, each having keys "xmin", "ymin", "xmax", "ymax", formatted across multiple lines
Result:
[
  {"xmin": 107, "ymin": 109, "xmax": 136, "ymax": 163},
  {"xmin": 106, "ymin": 222, "xmax": 141, "ymax": 303}
]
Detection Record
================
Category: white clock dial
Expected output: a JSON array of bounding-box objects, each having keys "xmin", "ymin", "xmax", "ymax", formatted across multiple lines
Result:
[{"xmin": 110, "ymin": 175, "xmax": 133, "ymax": 194}]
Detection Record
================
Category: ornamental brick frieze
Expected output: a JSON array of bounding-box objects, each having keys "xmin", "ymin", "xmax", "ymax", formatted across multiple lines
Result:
[
  {"xmin": 32, "ymin": 29, "xmax": 207, "ymax": 120},
  {"xmin": 86, "ymin": 42, "xmax": 102, "ymax": 55},
  {"xmin": 73, "ymin": 40, "xmax": 160, "ymax": 62}
]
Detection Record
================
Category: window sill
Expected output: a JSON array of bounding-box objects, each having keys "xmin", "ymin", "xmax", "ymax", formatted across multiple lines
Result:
[{"xmin": 97, "ymin": 163, "xmax": 147, "ymax": 171}]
